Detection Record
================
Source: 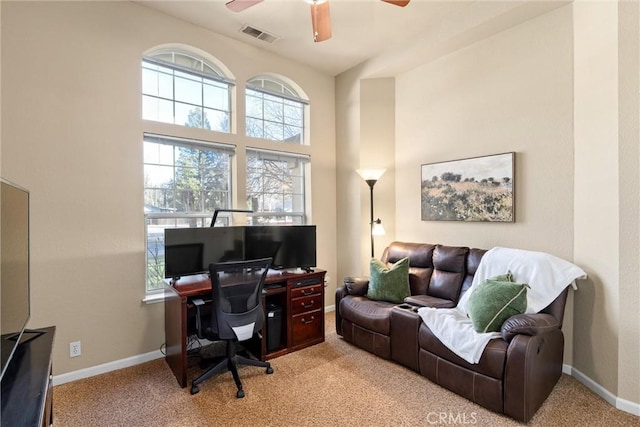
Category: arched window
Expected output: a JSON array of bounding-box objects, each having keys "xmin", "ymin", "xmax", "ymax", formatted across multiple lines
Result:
[
  {"xmin": 246, "ymin": 76, "xmax": 307, "ymax": 143},
  {"xmin": 142, "ymin": 48, "xmax": 235, "ymax": 293},
  {"xmin": 142, "ymin": 49, "xmax": 233, "ymax": 132}
]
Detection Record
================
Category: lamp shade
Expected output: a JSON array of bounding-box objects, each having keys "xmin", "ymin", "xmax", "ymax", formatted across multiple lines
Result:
[
  {"xmin": 371, "ymin": 218, "xmax": 385, "ymax": 236},
  {"xmin": 356, "ymin": 168, "xmax": 386, "ymax": 182}
]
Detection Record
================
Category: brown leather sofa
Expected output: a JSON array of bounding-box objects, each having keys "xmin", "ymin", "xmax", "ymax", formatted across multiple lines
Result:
[{"xmin": 335, "ymin": 241, "xmax": 569, "ymax": 423}]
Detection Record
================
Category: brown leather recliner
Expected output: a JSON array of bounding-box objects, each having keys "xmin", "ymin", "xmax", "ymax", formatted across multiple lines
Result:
[{"xmin": 335, "ymin": 241, "xmax": 569, "ymax": 423}]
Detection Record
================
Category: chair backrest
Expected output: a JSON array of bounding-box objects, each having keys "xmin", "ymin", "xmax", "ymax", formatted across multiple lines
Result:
[{"xmin": 208, "ymin": 257, "xmax": 272, "ymax": 342}]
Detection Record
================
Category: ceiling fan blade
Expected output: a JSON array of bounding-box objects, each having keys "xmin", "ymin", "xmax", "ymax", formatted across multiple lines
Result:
[
  {"xmin": 381, "ymin": 0, "xmax": 410, "ymax": 6},
  {"xmin": 310, "ymin": 1, "xmax": 332, "ymax": 43},
  {"xmin": 225, "ymin": 0, "xmax": 264, "ymax": 13}
]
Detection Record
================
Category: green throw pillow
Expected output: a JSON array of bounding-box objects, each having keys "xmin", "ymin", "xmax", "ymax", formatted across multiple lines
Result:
[
  {"xmin": 467, "ymin": 275, "xmax": 529, "ymax": 333},
  {"xmin": 366, "ymin": 257, "xmax": 410, "ymax": 304}
]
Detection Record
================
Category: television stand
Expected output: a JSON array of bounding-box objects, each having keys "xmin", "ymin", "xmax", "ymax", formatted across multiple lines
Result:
[
  {"xmin": 1, "ymin": 326, "xmax": 55, "ymax": 426},
  {"xmin": 6, "ymin": 328, "xmax": 47, "ymax": 344}
]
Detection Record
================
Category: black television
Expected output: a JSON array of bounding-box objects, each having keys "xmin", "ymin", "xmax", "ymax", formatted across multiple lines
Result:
[
  {"xmin": 245, "ymin": 225, "xmax": 317, "ymax": 271},
  {"xmin": 164, "ymin": 226, "xmax": 245, "ymax": 279},
  {"xmin": 0, "ymin": 178, "xmax": 31, "ymax": 381}
]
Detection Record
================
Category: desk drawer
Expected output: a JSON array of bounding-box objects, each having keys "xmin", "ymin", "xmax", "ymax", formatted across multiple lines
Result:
[
  {"xmin": 291, "ymin": 295, "xmax": 321, "ymax": 316},
  {"xmin": 292, "ymin": 309, "xmax": 323, "ymax": 347},
  {"xmin": 291, "ymin": 284, "xmax": 321, "ymax": 299}
]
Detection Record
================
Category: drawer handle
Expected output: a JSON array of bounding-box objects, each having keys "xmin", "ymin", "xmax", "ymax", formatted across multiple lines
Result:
[
  {"xmin": 300, "ymin": 316, "xmax": 315, "ymax": 324},
  {"xmin": 301, "ymin": 300, "xmax": 315, "ymax": 309},
  {"xmin": 301, "ymin": 288, "xmax": 315, "ymax": 296}
]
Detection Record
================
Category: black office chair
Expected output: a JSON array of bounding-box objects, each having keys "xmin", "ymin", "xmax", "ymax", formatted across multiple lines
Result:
[{"xmin": 190, "ymin": 257, "xmax": 274, "ymax": 397}]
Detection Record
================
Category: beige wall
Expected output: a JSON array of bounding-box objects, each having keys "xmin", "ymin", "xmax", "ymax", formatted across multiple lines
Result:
[
  {"xmin": 574, "ymin": 0, "xmax": 640, "ymax": 406},
  {"xmin": 617, "ymin": 0, "xmax": 640, "ymax": 405},
  {"xmin": 336, "ymin": 1, "xmax": 639, "ymax": 411},
  {"xmin": 395, "ymin": 5, "xmax": 575, "ymax": 361},
  {"xmin": 1, "ymin": 1, "xmax": 336, "ymax": 375}
]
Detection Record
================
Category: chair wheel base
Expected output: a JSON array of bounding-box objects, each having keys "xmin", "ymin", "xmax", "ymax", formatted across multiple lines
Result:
[
  {"xmin": 236, "ymin": 389, "xmax": 245, "ymax": 398},
  {"xmin": 266, "ymin": 366, "xmax": 274, "ymax": 374},
  {"xmin": 190, "ymin": 385, "xmax": 200, "ymax": 395}
]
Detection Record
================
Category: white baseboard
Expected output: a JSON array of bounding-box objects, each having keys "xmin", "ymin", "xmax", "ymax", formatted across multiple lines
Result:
[
  {"xmin": 52, "ymin": 349, "xmax": 164, "ymax": 386},
  {"xmin": 55, "ymin": 321, "xmax": 639, "ymax": 418},
  {"xmin": 564, "ymin": 364, "xmax": 640, "ymax": 416},
  {"xmin": 55, "ymin": 308, "xmax": 338, "ymax": 387}
]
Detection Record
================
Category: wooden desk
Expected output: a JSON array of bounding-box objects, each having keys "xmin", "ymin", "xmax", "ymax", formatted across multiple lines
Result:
[{"xmin": 164, "ymin": 269, "xmax": 326, "ymax": 388}]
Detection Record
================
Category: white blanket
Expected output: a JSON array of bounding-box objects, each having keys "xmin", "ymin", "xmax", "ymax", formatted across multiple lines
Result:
[{"xmin": 418, "ymin": 247, "xmax": 587, "ymax": 364}]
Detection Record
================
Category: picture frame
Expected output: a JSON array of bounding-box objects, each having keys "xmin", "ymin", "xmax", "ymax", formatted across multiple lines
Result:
[{"xmin": 420, "ymin": 152, "xmax": 515, "ymax": 222}]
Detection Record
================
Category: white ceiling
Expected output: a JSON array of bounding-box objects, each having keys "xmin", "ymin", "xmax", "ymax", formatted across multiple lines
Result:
[{"xmin": 137, "ymin": 0, "xmax": 569, "ymax": 76}]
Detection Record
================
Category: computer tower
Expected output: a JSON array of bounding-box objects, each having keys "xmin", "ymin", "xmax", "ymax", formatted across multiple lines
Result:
[{"xmin": 266, "ymin": 303, "xmax": 283, "ymax": 352}]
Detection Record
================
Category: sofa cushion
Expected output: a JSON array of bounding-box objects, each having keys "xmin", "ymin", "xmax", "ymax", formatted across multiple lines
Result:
[
  {"xmin": 339, "ymin": 295, "xmax": 394, "ymax": 335},
  {"xmin": 467, "ymin": 276, "xmax": 529, "ymax": 333},
  {"xmin": 418, "ymin": 322, "xmax": 508, "ymax": 379},
  {"xmin": 428, "ymin": 245, "xmax": 469, "ymax": 302},
  {"xmin": 383, "ymin": 242, "xmax": 435, "ymax": 295},
  {"xmin": 366, "ymin": 257, "xmax": 410, "ymax": 304}
]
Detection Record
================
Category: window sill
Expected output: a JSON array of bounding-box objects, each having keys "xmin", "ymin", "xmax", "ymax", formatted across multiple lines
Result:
[{"xmin": 142, "ymin": 292, "xmax": 165, "ymax": 305}]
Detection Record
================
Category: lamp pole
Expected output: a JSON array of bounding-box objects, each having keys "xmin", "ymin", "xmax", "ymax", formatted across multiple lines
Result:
[
  {"xmin": 366, "ymin": 179, "xmax": 376, "ymax": 258},
  {"xmin": 357, "ymin": 168, "xmax": 385, "ymax": 259}
]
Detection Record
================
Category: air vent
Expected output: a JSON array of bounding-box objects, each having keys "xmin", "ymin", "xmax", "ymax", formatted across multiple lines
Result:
[{"xmin": 240, "ymin": 25, "xmax": 280, "ymax": 44}]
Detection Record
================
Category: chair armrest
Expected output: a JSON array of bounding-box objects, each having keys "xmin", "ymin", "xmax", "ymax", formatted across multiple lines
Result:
[
  {"xmin": 344, "ymin": 276, "xmax": 369, "ymax": 296},
  {"xmin": 501, "ymin": 313, "xmax": 561, "ymax": 343}
]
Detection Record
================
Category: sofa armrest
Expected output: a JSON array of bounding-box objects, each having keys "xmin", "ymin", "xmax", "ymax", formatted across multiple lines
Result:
[
  {"xmin": 501, "ymin": 313, "xmax": 561, "ymax": 343},
  {"xmin": 344, "ymin": 276, "xmax": 369, "ymax": 296}
]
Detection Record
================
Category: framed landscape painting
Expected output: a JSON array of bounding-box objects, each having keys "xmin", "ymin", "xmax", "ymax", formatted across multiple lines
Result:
[{"xmin": 421, "ymin": 152, "xmax": 515, "ymax": 222}]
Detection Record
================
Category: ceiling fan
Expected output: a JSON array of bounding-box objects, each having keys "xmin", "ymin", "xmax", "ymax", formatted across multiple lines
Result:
[{"xmin": 225, "ymin": 0, "xmax": 411, "ymax": 43}]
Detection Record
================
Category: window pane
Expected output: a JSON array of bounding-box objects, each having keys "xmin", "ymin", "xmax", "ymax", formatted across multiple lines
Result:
[
  {"xmin": 284, "ymin": 103, "xmax": 303, "ymax": 127},
  {"xmin": 174, "ymin": 53, "xmax": 201, "ymax": 72},
  {"xmin": 142, "ymin": 68, "xmax": 158, "ymax": 96},
  {"xmin": 246, "ymin": 94, "xmax": 263, "ymax": 119},
  {"xmin": 246, "ymin": 117, "xmax": 263, "ymax": 138},
  {"xmin": 145, "ymin": 188, "xmax": 176, "ymax": 211},
  {"xmin": 283, "ymin": 125, "xmax": 302, "ymax": 143},
  {"xmin": 144, "ymin": 141, "xmax": 175, "ymax": 165},
  {"xmin": 264, "ymin": 99, "xmax": 282, "ymax": 122},
  {"xmin": 145, "ymin": 164, "xmax": 174, "ymax": 188},
  {"xmin": 144, "ymin": 96, "xmax": 174, "ymax": 124},
  {"xmin": 176, "ymin": 103, "xmax": 201, "ymax": 127},
  {"xmin": 158, "ymin": 72, "xmax": 173, "ymax": 99},
  {"xmin": 264, "ymin": 121, "xmax": 284, "ymax": 141},
  {"xmin": 203, "ymin": 108, "xmax": 230, "ymax": 133},
  {"xmin": 175, "ymin": 75, "xmax": 202, "ymax": 105},
  {"xmin": 203, "ymin": 83, "xmax": 228, "ymax": 110},
  {"xmin": 142, "ymin": 95, "xmax": 159, "ymax": 121}
]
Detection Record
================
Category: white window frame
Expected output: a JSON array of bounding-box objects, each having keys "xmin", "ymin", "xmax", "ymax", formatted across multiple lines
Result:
[
  {"xmin": 142, "ymin": 50, "xmax": 234, "ymax": 132},
  {"xmin": 144, "ymin": 133, "xmax": 235, "ymax": 294},
  {"xmin": 246, "ymin": 77, "xmax": 307, "ymax": 144},
  {"xmin": 246, "ymin": 148, "xmax": 309, "ymax": 225}
]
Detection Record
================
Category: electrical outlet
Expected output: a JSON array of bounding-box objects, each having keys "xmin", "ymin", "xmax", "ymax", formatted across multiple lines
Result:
[{"xmin": 69, "ymin": 341, "xmax": 81, "ymax": 358}]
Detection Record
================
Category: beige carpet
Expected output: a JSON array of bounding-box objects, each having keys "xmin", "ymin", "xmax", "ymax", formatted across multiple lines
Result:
[{"xmin": 54, "ymin": 312, "xmax": 638, "ymax": 426}]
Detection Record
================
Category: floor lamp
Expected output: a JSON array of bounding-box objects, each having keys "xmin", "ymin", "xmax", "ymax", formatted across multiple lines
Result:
[{"xmin": 356, "ymin": 168, "xmax": 386, "ymax": 258}]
